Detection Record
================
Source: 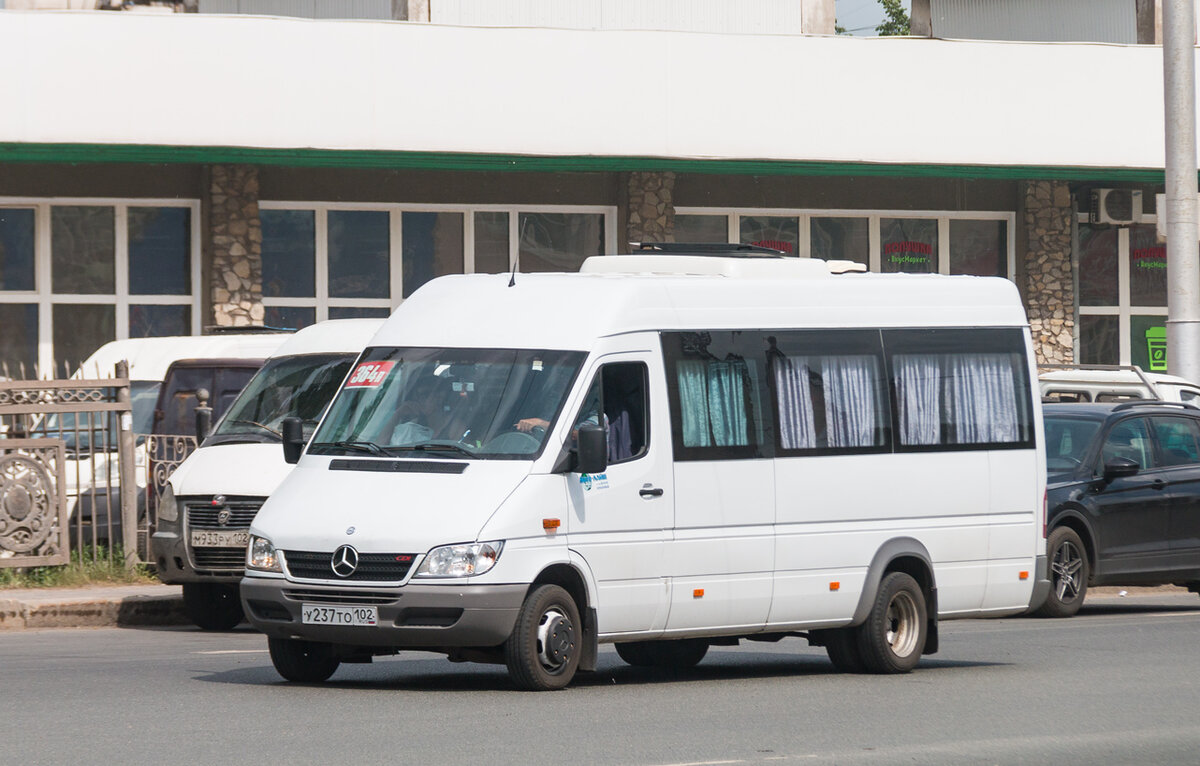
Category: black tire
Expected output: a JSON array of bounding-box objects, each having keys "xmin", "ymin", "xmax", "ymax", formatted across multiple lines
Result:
[
  {"xmin": 856, "ymin": 571, "xmax": 927, "ymax": 674},
  {"xmin": 504, "ymin": 584, "xmax": 581, "ymax": 691},
  {"xmin": 822, "ymin": 628, "xmax": 867, "ymax": 673},
  {"xmin": 182, "ymin": 583, "xmax": 245, "ymax": 631},
  {"xmin": 1036, "ymin": 526, "xmax": 1089, "ymax": 618},
  {"xmin": 267, "ymin": 638, "xmax": 340, "ymax": 683},
  {"xmin": 615, "ymin": 639, "xmax": 708, "ymax": 669}
]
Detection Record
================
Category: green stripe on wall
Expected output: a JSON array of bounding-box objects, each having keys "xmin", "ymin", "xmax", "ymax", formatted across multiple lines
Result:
[{"xmin": 0, "ymin": 142, "xmax": 1175, "ymax": 183}]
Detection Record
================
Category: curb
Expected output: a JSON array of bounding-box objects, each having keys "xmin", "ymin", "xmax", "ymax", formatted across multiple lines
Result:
[{"xmin": 0, "ymin": 594, "xmax": 188, "ymax": 630}]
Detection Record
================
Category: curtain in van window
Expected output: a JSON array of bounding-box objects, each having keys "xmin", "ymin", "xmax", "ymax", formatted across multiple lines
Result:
[
  {"xmin": 948, "ymin": 353, "xmax": 1019, "ymax": 443},
  {"xmin": 896, "ymin": 353, "xmax": 1021, "ymax": 446},
  {"xmin": 677, "ymin": 360, "xmax": 750, "ymax": 447},
  {"xmin": 774, "ymin": 356, "xmax": 817, "ymax": 449},
  {"xmin": 823, "ymin": 355, "xmax": 880, "ymax": 448},
  {"xmin": 895, "ymin": 354, "xmax": 942, "ymax": 445}
]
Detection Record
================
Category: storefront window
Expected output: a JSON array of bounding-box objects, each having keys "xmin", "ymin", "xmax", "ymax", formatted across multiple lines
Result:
[
  {"xmin": 881, "ymin": 218, "xmax": 937, "ymax": 273},
  {"xmin": 0, "ymin": 209, "xmax": 35, "ymax": 291},
  {"xmin": 740, "ymin": 216, "xmax": 799, "ymax": 254},
  {"xmin": 52, "ymin": 206, "xmax": 115, "ymax": 294},
  {"xmin": 402, "ymin": 212, "xmax": 464, "ymax": 299},
  {"xmin": 675, "ymin": 214, "xmax": 728, "ymax": 243},
  {"xmin": 474, "ymin": 211, "xmax": 510, "ymax": 274},
  {"xmin": 53, "ymin": 304, "xmax": 115, "ymax": 376},
  {"xmin": 0, "ymin": 303, "xmax": 37, "ymax": 376},
  {"xmin": 328, "ymin": 306, "xmax": 391, "ymax": 320},
  {"xmin": 1078, "ymin": 224, "xmax": 1118, "ymax": 306},
  {"xmin": 1079, "ymin": 315, "xmax": 1119, "ymax": 365},
  {"xmin": 811, "ymin": 217, "xmax": 868, "ymax": 265},
  {"xmin": 261, "ymin": 210, "xmax": 315, "ymax": 298},
  {"xmin": 328, "ymin": 210, "xmax": 389, "ymax": 299},
  {"xmin": 129, "ymin": 207, "xmax": 190, "ymax": 295},
  {"xmin": 129, "ymin": 304, "xmax": 191, "ymax": 338},
  {"xmin": 519, "ymin": 212, "xmax": 605, "ymax": 272},
  {"xmin": 265, "ymin": 305, "xmax": 315, "ymax": 330},
  {"xmin": 949, "ymin": 219, "xmax": 1006, "ymax": 276},
  {"xmin": 1129, "ymin": 225, "xmax": 1167, "ymax": 307},
  {"xmin": 1130, "ymin": 315, "xmax": 1168, "ymax": 371}
]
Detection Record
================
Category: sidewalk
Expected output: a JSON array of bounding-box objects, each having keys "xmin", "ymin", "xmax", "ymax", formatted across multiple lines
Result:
[{"xmin": 0, "ymin": 583, "xmax": 186, "ymax": 630}]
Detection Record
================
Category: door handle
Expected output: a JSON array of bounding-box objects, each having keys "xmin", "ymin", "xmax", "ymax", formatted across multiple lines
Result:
[
  {"xmin": 639, "ymin": 485, "xmax": 664, "ymax": 498},
  {"xmin": 1152, "ymin": 478, "xmax": 1167, "ymax": 490}
]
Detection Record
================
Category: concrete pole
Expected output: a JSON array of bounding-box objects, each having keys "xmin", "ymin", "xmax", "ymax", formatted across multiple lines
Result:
[{"xmin": 1163, "ymin": 0, "xmax": 1200, "ymax": 382}]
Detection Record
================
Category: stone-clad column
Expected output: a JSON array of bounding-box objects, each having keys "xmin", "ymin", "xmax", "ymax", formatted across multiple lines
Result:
[
  {"xmin": 208, "ymin": 165, "xmax": 263, "ymax": 327},
  {"xmin": 626, "ymin": 171, "xmax": 676, "ymax": 245},
  {"xmin": 1021, "ymin": 180, "xmax": 1075, "ymax": 364}
]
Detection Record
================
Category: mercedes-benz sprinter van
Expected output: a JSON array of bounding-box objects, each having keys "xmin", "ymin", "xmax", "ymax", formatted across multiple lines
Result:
[{"xmin": 242, "ymin": 253, "xmax": 1049, "ymax": 690}]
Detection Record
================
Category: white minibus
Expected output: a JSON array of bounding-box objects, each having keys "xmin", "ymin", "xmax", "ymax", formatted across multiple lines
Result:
[
  {"xmin": 241, "ymin": 253, "xmax": 1050, "ymax": 690},
  {"xmin": 153, "ymin": 319, "xmax": 382, "ymax": 629}
]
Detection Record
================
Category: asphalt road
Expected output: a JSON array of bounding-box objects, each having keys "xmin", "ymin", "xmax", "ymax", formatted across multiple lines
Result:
[{"xmin": 4, "ymin": 591, "xmax": 1200, "ymax": 766}]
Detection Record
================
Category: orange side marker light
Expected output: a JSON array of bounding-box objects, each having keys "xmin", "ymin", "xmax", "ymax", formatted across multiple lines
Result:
[
  {"xmin": 1019, "ymin": 571, "xmax": 1029, "ymax": 580},
  {"xmin": 829, "ymin": 582, "xmax": 840, "ymax": 592},
  {"xmin": 693, "ymin": 589, "xmax": 704, "ymax": 599},
  {"xmin": 542, "ymin": 518, "xmax": 560, "ymax": 531}
]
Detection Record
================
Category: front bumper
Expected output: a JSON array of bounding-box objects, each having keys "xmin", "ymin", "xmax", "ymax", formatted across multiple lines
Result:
[
  {"xmin": 151, "ymin": 529, "xmax": 244, "ymax": 585},
  {"xmin": 240, "ymin": 576, "xmax": 527, "ymax": 649}
]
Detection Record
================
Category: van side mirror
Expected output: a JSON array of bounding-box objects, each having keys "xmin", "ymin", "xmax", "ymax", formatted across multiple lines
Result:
[
  {"xmin": 1102, "ymin": 456, "xmax": 1139, "ymax": 482},
  {"xmin": 282, "ymin": 416, "xmax": 305, "ymax": 465},
  {"xmin": 576, "ymin": 423, "xmax": 608, "ymax": 475}
]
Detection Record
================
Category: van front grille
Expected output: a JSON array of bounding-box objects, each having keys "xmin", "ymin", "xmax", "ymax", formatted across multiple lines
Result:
[{"xmin": 283, "ymin": 550, "xmax": 417, "ymax": 582}]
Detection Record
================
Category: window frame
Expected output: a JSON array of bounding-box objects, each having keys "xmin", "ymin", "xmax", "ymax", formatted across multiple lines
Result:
[
  {"xmin": 259, "ymin": 201, "xmax": 618, "ymax": 324},
  {"xmin": 673, "ymin": 207, "xmax": 1016, "ymax": 278},
  {"xmin": 0, "ymin": 196, "xmax": 202, "ymax": 374},
  {"xmin": 569, "ymin": 361, "xmax": 652, "ymax": 467}
]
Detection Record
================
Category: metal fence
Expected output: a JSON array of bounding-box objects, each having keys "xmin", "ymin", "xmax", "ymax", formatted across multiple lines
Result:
[{"xmin": 0, "ymin": 362, "xmax": 138, "ymax": 570}]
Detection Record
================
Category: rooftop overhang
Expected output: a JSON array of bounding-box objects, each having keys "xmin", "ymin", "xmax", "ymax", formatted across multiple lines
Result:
[{"xmin": 0, "ymin": 11, "xmax": 1187, "ymax": 182}]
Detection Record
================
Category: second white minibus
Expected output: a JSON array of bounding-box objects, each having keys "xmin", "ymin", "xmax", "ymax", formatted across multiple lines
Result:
[{"xmin": 241, "ymin": 252, "xmax": 1050, "ymax": 690}]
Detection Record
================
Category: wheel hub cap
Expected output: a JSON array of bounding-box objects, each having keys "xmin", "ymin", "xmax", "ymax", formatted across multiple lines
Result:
[{"xmin": 536, "ymin": 608, "xmax": 575, "ymax": 670}]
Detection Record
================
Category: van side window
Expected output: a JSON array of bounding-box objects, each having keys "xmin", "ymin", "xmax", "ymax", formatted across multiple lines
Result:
[
  {"xmin": 766, "ymin": 330, "xmax": 890, "ymax": 454},
  {"xmin": 662, "ymin": 331, "xmax": 768, "ymax": 460},
  {"xmin": 573, "ymin": 362, "xmax": 649, "ymax": 464},
  {"xmin": 885, "ymin": 328, "xmax": 1034, "ymax": 451}
]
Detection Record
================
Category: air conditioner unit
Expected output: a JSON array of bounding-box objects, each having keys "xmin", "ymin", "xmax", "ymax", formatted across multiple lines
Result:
[{"xmin": 1090, "ymin": 189, "xmax": 1143, "ymax": 225}]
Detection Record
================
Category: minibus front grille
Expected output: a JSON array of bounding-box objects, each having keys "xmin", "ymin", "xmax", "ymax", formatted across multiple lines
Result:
[
  {"xmin": 283, "ymin": 550, "xmax": 417, "ymax": 582},
  {"xmin": 192, "ymin": 548, "xmax": 248, "ymax": 570},
  {"xmin": 185, "ymin": 498, "xmax": 263, "ymax": 528}
]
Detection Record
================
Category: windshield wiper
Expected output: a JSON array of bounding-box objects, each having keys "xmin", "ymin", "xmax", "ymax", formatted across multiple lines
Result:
[
  {"xmin": 390, "ymin": 441, "xmax": 477, "ymax": 458},
  {"xmin": 327, "ymin": 440, "xmax": 386, "ymax": 456},
  {"xmin": 229, "ymin": 419, "xmax": 282, "ymax": 439}
]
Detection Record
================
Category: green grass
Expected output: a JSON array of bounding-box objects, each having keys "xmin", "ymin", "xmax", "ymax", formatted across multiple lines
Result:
[{"xmin": 0, "ymin": 546, "xmax": 157, "ymax": 589}]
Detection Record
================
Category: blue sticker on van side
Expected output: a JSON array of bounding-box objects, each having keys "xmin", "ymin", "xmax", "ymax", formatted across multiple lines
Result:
[{"xmin": 580, "ymin": 473, "xmax": 609, "ymax": 491}]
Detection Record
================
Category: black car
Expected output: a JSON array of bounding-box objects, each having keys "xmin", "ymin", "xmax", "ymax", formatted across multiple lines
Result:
[{"xmin": 1041, "ymin": 401, "xmax": 1200, "ymax": 616}]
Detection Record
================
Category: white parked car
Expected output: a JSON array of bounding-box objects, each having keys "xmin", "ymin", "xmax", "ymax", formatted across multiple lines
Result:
[{"xmin": 1039, "ymin": 364, "xmax": 1200, "ymax": 404}]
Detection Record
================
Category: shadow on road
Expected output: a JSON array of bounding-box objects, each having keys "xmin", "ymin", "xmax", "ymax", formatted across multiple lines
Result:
[{"xmin": 191, "ymin": 647, "xmax": 1001, "ymax": 693}]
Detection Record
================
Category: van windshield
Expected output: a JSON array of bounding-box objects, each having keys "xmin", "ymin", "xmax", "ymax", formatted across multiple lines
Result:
[
  {"xmin": 208, "ymin": 353, "xmax": 357, "ymax": 444},
  {"xmin": 309, "ymin": 347, "xmax": 585, "ymax": 459}
]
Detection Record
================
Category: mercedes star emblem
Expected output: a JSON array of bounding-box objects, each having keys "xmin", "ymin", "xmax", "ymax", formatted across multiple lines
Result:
[{"xmin": 331, "ymin": 545, "xmax": 359, "ymax": 578}]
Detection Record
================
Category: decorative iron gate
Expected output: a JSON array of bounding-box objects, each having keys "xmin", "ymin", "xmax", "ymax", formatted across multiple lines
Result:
[{"xmin": 0, "ymin": 363, "xmax": 137, "ymax": 569}]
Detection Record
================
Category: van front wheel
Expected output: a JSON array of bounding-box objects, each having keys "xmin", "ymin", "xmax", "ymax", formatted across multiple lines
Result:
[
  {"xmin": 504, "ymin": 584, "xmax": 581, "ymax": 691},
  {"xmin": 856, "ymin": 571, "xmax": 927, "ymax": 674},
  {"xmin": 182, "ymin": 583, "xmax": 244, "ymax": 631},
  {"xmin": 268, "ymin": 638, "xmax": 340, "ymax": 683}
]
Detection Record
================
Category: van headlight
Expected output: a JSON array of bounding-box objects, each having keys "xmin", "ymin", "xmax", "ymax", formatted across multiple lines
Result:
[
  {"xmin": 415, "ymin": 541, "xmax": 503, "ymax": 578},
  {"xmin": 247, "ymin": 535, "xmax": 282, "ymax": 573},
  {"xmin": 158, "ymin": 485, "xmax": 178, "ymax": 523}
]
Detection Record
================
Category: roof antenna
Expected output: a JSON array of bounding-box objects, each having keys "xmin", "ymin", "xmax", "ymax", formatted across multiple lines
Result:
[{"xmin": 507, "ymin": 256, "xmax": 518, "ymax": 287}]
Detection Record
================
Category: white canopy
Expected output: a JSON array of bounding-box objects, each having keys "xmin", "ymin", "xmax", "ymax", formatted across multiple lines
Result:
[{"xmin": 0, "ymin": 10, "xmax": 1183, "ymax": 174}]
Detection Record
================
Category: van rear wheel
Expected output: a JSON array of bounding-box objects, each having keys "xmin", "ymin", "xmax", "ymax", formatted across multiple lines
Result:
[
  {"xmin": 856, "ymin": 571, "xmax": 927, "ymax": 674},
  {"xmin": 268, "ymin": 638, "xmax": 340, "ymax": 683},
  {"xmin": 822, "ymin": 628, "xmax": 866, "ymax": 673},
  {"xmin": 1036, "ymin": 526, "xmax": 1088, "ymax": 618},
  {"xmin": 504, "ymin": 584, "xmax": 581, "ymax": 691}
]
